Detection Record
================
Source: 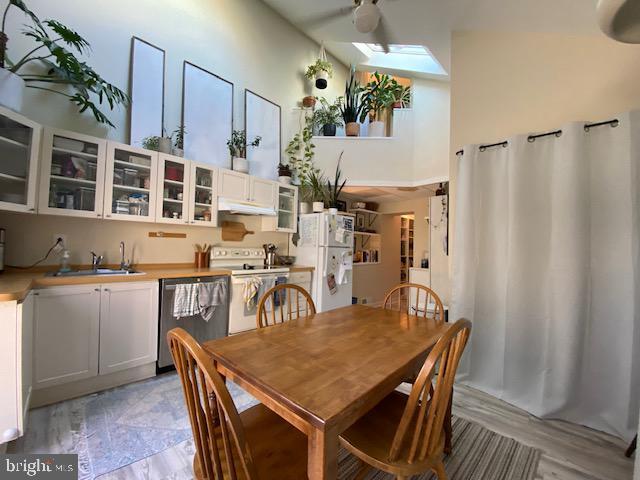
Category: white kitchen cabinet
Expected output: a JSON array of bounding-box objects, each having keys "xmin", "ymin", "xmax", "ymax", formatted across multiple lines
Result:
[
  {"xmin": 262, "ymin": 184, "xmax": 298, "ymax": 233},
  {"xmin": 0, "ymin": 106, "xmax": 41, "ymax": 214},
  {"xmin": 99, "ymin": 282, "xmax": 158, "ymax": 375},
  {"xmin": 218, "ymin": 168, "xmax": 249, "ymax": 201},
  {"xmin": 33, "ymin": 285, "xmax": 100, "ymax": 389},
  {"xmin": 38, "ymin": 127, "xmax": 107, "ymax": 218},
  {"xmin": 155, "ymin": 153, "xmax": 190, "ymax": 225},
  {"xmin": 250, "ymin": 176, "xmax": 277, "ymax": 207},
  {"xmin": 103, "ymin": 141, "xmax": 158, "ymax": 222},
  {"xmin": 0, "ymin": 293, "xmax": 33, "ymax": 444},
  {"xmin": 188, "ymin": 161, "xmax": 218, "ymax": 227}
]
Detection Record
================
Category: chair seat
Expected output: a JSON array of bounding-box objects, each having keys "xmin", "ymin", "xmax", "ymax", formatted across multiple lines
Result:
[
  {"xmin": 194, "ymin": 403, "xmax": 308, "ymax": 480},
  {"xmin": 339, "ymin": 391, "xmax": 444, "ymax": 477}
]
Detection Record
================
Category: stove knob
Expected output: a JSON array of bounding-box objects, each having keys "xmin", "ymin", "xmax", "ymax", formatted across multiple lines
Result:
[
  {"xmin": 221, "ymin": 251, "xmax": 227, "ymax": 256},
  {"xmin": 243, "ymin": 250, "xmax": 250, "ymax": 256}
]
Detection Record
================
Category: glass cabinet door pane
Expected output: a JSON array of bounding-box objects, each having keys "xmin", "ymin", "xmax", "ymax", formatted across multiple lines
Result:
[
  {"xmin": 0, "ymin": 113, "xmax": 34, "ymax": 206},
  {"xmin": 111, "ymin": 148, "xmax": 152, "ymax": 216},
  {"xmin": 160, "ymin": 160, "xmax": 186, "ymax": 220},
  {"xmin": 192, "ymin": 166, "xmax": 214, "ymax": 223},
  {"xmin": 47, "ymin": 134, "xmax": 99, "ymax": 212}
]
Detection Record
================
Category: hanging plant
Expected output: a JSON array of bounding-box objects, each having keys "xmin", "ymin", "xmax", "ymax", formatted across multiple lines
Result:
[{"xmin": 305, "ymin": 44, "xmax": 333, "ymax": 90}]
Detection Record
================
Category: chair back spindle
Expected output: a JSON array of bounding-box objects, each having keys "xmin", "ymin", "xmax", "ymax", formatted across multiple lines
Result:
[
  {"xmin": 383, "ymin": 283, "xmax": 445, "ymax": 324},
  {"xmin": 257, "ymin": 284, "xmax": 316, "ymax": 328}
]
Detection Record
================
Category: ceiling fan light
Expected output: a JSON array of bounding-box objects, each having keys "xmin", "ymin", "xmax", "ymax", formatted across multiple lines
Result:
[{"xmin": 353, "ymin": 2, "xmax": 380, "ymax": 33}]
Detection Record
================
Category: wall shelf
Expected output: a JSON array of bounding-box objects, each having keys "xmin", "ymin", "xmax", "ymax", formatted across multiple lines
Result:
[
  {"xmin": 354, "ymin": 262, "xmax": 381, "ymax": 266},
  {"xmin": 312, "ymin": 136, "xmax": 393, "ymax": 140}
]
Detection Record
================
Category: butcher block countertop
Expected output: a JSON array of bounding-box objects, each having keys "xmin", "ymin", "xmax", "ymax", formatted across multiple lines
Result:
[{"xmin": 0, "ymin": 264, "xmax": 314, "ymax": 302}]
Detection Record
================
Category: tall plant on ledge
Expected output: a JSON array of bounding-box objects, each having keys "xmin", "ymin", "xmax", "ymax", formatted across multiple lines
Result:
[{"xmin": 0, "ymin": 0, "xmax": 129, "ymax": 126}]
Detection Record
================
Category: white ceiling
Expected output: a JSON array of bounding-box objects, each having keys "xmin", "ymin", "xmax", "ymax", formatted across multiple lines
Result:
[
  {"xmin": 343, "ymin": 184, "xmax": 438, "ymax": 203},
  {"xmin": 262, "ymin": 0, "xmax": 601, "ymax": 77}
]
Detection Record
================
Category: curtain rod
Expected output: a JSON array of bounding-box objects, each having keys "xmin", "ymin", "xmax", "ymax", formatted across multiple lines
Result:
[{"xmin": 456, "ymin": 118, "xmax": 620, "ymax": 156}]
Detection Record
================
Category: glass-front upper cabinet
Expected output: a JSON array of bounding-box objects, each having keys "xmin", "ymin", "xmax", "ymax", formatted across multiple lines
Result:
[
  {"xmin": 103, "ymin": 141, "xmax": 158, "ymax": 222},
  {"xmin": 39, "ymin": 127, "xmax": 107, "ymax": 218},
  {"xmin": 188, "ymin": 162, "xmax": 218, "ymax": 227},
  {"xmin": 262, "ymin": 184, "xmax": 298, "ymax": 233},
  {"xmin": 156, "ymin": 154, "xmax": 190, "ymax": 225},
  {"xmin": 0, "ymin": 107, "xmax": 41, "ymax": 213}
]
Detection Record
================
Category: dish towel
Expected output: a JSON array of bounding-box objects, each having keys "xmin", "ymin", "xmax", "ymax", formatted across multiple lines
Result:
[
  {"xmin": 173, "ymin": 284, "xmax": 199, "ymax": 318},
  {"xmin": 274, "ymin": 276, "xmax": 288, "ymax": 307},
  {"xmin": 197, "ymin": 280, "xmax": 227, "ymax": 322},
  {"xmin": 243, "ymin": 277, "xmax": 263, "ymax": 309}
]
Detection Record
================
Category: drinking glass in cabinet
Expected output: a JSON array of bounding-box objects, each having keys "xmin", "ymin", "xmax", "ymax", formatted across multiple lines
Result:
[
  {"xmin": 110, "ymin": 148, "xmax": 152, "ymax": 216},
  {"xmin": 47, "ymin": 135, "xmax": 99, "ymax": 211},
  {"xmin": 0, "ymin": 113, "xmax": 35, "ymax": 206}
]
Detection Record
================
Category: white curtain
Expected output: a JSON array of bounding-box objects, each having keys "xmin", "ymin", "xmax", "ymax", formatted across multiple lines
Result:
[{"xmin": 452, "ymin": 111, "xmax": 640, "ymax": 442}]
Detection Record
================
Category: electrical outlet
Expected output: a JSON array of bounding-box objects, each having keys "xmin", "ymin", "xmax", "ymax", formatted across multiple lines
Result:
[{"xmin": 52, "ymin": 234, "xmax": 67, "ymax": 252}]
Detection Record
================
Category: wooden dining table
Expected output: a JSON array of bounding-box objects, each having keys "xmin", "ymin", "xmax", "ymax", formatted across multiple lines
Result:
[{"xmin": 203, "ymin": 304, "xmax": 449, "ymax": 480}]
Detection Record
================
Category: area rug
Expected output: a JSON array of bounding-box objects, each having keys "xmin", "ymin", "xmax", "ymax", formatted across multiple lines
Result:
[
  {"xmin": 9, "ymin": 372, "xmax": 258, "ymax": 480},
  {"xmin": 338, "ymin": 416, "xmax": 541, "ymax": 479}
]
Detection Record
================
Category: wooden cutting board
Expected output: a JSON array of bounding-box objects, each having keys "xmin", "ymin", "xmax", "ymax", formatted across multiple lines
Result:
[{"xmin": 221, "ymin": 221, "xmax": 255, "ymax": 241}]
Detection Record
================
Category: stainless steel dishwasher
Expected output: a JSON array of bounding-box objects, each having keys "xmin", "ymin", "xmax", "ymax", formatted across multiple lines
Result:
[{"xmin": 157, "ymin": 275, "xmax": 230, "ymax": 372}]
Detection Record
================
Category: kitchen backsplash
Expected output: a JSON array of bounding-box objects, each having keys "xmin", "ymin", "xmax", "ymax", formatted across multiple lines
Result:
[{"xmin": 0, "ymin": 211, "xmax": 290, "ymax": 267}]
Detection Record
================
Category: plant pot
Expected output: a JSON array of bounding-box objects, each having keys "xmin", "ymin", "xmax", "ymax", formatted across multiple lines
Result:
[
  {"xmin": 233, "ymin": 157, "xmax": 249, "ymax": 173},
  {"xmin": 312, "ymin": 201, "xmax": 325, "ymax": 213},
  {"xmin": 322, "ymin": 124, "xmax": 337, "ymax": 136},
  {"xmin": 345, "ymin": 122, "xmax": 360, "ymax": 137},
  {"xmin": 279, "ymin": 175, "xmax": 292, "ymax": 185},
  {"xmin": 315, "ymin": 70, "xmax": 328, "ymax": 90},
  {"xmin": 0, "ymin": 68, "xmax": 25, "ymax": 112},
  {"xmin": 302, "ymin": 96, "xmax": 316, "ymax": 108},
  {"xmin": 158, "ymin": 137, "xmax": 172, "ymax": 153},
  {"xmin": 172, "ymin": 147, "xmax": 184, "ymax": 157},
  {"xmin": 368, "ymin": 121, "xmax": 385, "ymax": 137},
  {"xmin": 393, "ymin": 101, "xmax": 403, "ymax": 109},
  {"xmin": 300, "ymin": 202, "xmax": 311, "ymax": 214},
  {"xmin": 328, "ymin": 207, "xmax": 338, "ymax": 215}
]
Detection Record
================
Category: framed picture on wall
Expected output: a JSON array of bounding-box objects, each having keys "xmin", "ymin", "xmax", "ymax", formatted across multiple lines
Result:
[
  {"xmin": 129, "ymin": 37, "xmax": 165, "ymax": 148},
  {"xmin": 244, "ymin": 89, "xmax": 281, "ymax": 180},
  {"xmin": 182, "ymin": 61, "xmax": 233, "ymax": 167}
]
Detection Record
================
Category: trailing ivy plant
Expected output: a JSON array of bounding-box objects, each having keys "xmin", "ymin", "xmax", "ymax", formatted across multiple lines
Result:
[
  {"xmin": 304, "ymin": 59, "xmax": 333, "ymax": 80},
  {"xmin": 285, "ymin": 110, "xmax": 317, "ymax": 182},
  {"xmin": 0, "ymin": 0, "xmax": 129, "ymax": 127}
]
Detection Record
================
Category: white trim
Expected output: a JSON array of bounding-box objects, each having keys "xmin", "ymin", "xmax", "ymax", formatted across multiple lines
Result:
[{"xmin": 345, "ymin": 176, "xmax": 449, "ymax": 188}]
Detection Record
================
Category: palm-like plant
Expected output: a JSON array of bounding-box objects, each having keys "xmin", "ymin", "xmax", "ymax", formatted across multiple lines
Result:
[
  {"xmin": 0, "ymin": 0, "xmax": 129, "ymax": 126},
  {"xmin": 339, "ymin": 66, "xmax": 374, "ymax": 125},
  {"xmin": 326, "ymin": 151, "xmax": 347, "ymax": 208},
  {"xmin": 361, "ymin": 72, "xmax": 398, "ymax": 122}
]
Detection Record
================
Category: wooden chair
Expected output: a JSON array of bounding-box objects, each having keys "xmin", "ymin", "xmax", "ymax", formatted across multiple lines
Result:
[
  {"xmin": 167, "ymin": 328, "xmax": 307, "ymax": 479},
  {"xmin": 256, "ymin": 283, "xmax": 316, "ymax": 329},
  {"xmin": 383, "ymin": 283, "xmax": 445, "ymax": 324},
  {"xmin": 340, "ymin": 319, "xmax": 471, "ymax": 480}
]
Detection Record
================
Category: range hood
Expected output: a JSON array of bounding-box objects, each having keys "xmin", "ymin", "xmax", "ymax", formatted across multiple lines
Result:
[{"xmin": 217, "ymin": 197, "xmax": 276, "ymax": 216}]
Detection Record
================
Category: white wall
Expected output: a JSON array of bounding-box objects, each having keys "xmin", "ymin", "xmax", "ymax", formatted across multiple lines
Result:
[{"xmin": 5, "ymin": 0, "xmax": 347, "ymax": 147}]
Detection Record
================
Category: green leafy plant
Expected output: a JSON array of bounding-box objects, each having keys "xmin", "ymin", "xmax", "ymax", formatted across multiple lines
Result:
[
  {"xmin": 227, "ymin": 130, "xmax": 261, "ymax": 158},
  {"xmin": 394, "ymin": 83, "xmax": 411, "ymax": 108},
  {"xmin": 326, "ymin": 151, "xmax": 347, "ymax": 208},
  {"xmin": 305, "ymin": 59, "xmax": 333, "ymax": 80},
  {"xmin": 277, "ymin": 163, "xmax": 292, "ymax": 177},
  {"xmin": 361, "ymin": 72, "xmax": 398, "ymax": 122},
  {"xmin": 0, "ymin": 0, "xmax": 129, "ymax": 127},
  {"xmin": 141, "ymin": 135, "xmax": 161, "ymax": 151},
  {"xmin": 172, "ymin": 126, "xmax": 187, "ymax": 149},
  {"xmin": 339, "ymin": 66, "xmax": 375, "ymax": 124},
  {"xmin": 285, "ymin": 111, "xmax": 316, "ymax": 181},
  {"xmin": 312, "ymin": 96, "xmax": 343, "ymax": 129},
  {"xmin": 306, "ymin": 170, "xmax": 328, "ymax": 204}
]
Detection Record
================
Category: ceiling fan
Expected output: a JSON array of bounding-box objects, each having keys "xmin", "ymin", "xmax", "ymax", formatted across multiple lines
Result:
[{"xmin": 300, "ymin": 0, "xmax": 392, "ymax": 53}]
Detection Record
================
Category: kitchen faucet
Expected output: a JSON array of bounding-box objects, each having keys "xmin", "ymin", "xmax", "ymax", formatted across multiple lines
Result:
[
  {"xmin": 90, "ymin": 251, "xmax": 104, "ymax": 270},
  {"xmin": 119, "ymin": 241, "xmax": 130, "ymax": 270}
]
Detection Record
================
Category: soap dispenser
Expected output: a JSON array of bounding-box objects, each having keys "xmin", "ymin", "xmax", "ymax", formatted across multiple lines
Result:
[{"xmin": 59, "ymin": 248, "xmax": 72, "ymax": 273}]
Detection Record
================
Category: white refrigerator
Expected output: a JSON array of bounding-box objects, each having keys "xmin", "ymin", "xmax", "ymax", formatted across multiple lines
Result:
[{"xmin": 297, "ymin": 212, "xmax": 354, "ymax": 312}]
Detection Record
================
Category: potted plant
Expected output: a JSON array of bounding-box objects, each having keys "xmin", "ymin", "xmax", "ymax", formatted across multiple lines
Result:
[
  {"xmin": 339, "ymin": 67, "xmax": 373, "ymax": 137},
  {"xmin": 277, "ymin": 163, "xmax": 292, "ymax": 184},
  {"xmin": 171, "ymin": 126, "xmax": 186, "ymax": 157},
  {"xmin": 326, "ymin": 152, "xmax": 347, "ymax": 214},
  {"xmin": 141, "ymin": 136, "xmax": 161, "ymax": 151},
  {"xmin": 298, "ymin": 174, "xmax": 315, "ymax": 214},
  {"xmin": 286, "ymin": 110, "xmax": 315, "ymax": 182},
  {"xmin": 313, "ymin": 97, "xmax": 343, "ymax": 136},
  {"xmin": 227, "ymin": 130, "xmax": 261, "ymax": 173},
  {"xmin": 393, "ymin": 84, "xmax": 411, "ymax": 109},
  {"xmin": 305, "ymin": 46, "xmax": 333, "ymax": 90},
  {"xmin": 0, "ymin": 0, "xmax": 128, "ymax": 122},
  {"xmin": 302, "ymin": 95, "xmax": 316, "ymax": 108},
  {"xmin": 361, "ymin": 72, "xmax": 397, "ymax": 137},
  {"xmin": 307, "ymin": 170, "xmax": 328, "ymax": 212}
]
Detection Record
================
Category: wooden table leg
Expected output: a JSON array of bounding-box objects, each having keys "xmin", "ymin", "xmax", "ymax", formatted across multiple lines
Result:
[{"xmin": 308, "ymin": 426, "xmax": 339, "ymax": 479}]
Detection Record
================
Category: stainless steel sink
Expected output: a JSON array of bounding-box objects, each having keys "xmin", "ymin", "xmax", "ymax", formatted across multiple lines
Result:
[{"xmin": 46, "ymin": 268, "xmax": 145, "ymax": 277}]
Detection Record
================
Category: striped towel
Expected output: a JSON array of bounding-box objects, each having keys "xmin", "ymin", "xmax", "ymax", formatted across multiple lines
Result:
[
  {"xmin": 173, "ymin": 284, "xmax": 199, "ymax": 318},
  {"xmin": 243, "ymin": 277, "xmax": 263, "ymax": 309}
]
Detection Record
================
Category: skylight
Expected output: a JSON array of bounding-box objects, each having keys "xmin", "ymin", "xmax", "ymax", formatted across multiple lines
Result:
[{"xmin": 352, "ymin": 42, "xmax": 447, "ymax": 76}]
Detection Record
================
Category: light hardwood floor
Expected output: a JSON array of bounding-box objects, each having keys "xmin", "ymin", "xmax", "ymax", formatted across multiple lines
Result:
[{"xmin": 99, "ymin": 383, "xmax": 635, "ymax": 480}]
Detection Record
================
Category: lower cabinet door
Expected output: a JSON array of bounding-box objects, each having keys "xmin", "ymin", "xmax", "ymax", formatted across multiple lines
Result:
[
  {"xmin": 99, "ymin": 282, "xmax": 159, "ymax": 375},
  {"xmin": 33, "ymin": 285, "xmax": 101, "ymax": 389}
]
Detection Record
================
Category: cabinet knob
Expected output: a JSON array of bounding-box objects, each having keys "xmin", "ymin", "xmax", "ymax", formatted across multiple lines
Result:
[
  {"xmin": 28, "ymin": 208, "xmax": 35, "ymax": 212},
  {"xmin": 97, "ymin": 214, "xmax": 102, "ymax": 217},
  {"xmin": 94, "ymin": 288, "xmax": 100, "ymax": 292},
  {"xmin": 106, "ymin": 214, "xmax": 112, "ymax": 218},
  {"xmin": 104, "ymin": 288, "xmax": 110, "ymax": 292}
]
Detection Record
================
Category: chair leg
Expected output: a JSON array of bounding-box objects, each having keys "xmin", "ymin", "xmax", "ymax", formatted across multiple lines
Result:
[
  {"xmin": 353, "ymin": 460, "xmax": 371, "ymax": 480},
  {"xmin": 444, "ymin": 392, "xmax": 453, "ymax": 455},
  {"xmin": 432, "ymin": 460, "xmax": 447, "ymax": 480},
  {"xmin": 625, "ymin": 434, "xmax": 637, "ymax": 458}
]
